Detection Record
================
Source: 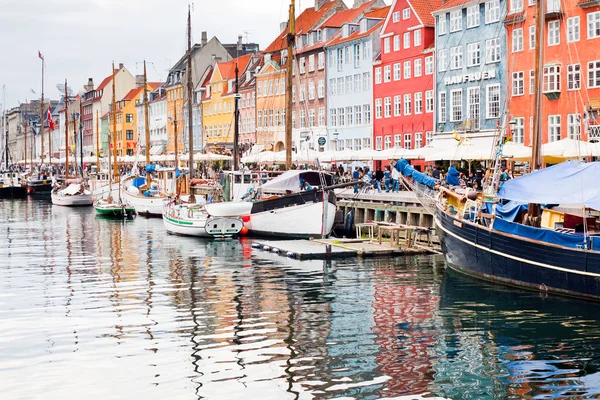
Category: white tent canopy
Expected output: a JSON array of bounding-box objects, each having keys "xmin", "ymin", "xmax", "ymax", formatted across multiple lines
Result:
[
  {"xmin": 425, "ymin": 136, "xmax": 497, "ymax": 161},
  {"xmin": 542, "ymin": 138, "xmax": 600, "ymax": 158}
]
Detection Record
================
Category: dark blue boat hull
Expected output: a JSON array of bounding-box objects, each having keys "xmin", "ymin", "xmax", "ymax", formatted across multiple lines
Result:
[{"xmin": 435, "ymin": 208, "xmax": 600, "ymax": 301}]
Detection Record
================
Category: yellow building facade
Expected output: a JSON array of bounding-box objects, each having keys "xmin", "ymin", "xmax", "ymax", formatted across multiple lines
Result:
[{"xmin": 166, "ymin": 85, "xmax": 183, "ymax": 156}]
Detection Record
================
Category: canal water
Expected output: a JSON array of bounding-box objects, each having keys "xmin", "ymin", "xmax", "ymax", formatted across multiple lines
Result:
[{"xmin": 2, "ymin": 198, "xmax": 600, "ymax": 400}]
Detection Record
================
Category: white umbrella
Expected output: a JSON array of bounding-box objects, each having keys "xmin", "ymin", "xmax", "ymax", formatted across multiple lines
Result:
[
  {"xmin": 372, "ymin": 147, "xmax": 405, "ymax": 161},
  {"xmin": 502, "ymin": 142, "xmax": 532, "ymax": 160},
  {"xmin": 542, "ymin": 138, "xmax": 600, "ymax": 158}
]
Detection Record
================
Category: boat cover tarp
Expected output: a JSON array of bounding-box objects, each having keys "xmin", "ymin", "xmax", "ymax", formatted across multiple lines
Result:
[
  {"xmin": 494, "ymin": 218, "xmax": 587, "ymax": 249},
  {"xmin": 446, "ymin": 165, "xmax": 460, "ymax": 186},
  {"xmin": 498, "ymin": 161, "xmax": 600, "ymax": 210},
  {"xmin": 61, "ymin": 184, "xmax": 81, "ymax": 196},
  {"xmin": 261, "ymin": 170, "xmax": 333, "ymax": 192},
  {"xmin": 132, "ymin": 177, "xmax": 146, "ymax": 188},
  {"xmin": 495, "ymin": 201, "xmax": 528, "ymax": 222},
  {"xmin": 394, "ymin": 159, "xmax": 438, "ymax": 188}
]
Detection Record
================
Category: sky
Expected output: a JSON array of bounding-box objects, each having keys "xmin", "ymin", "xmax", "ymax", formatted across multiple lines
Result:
[{"xmin": 0, "ymin": 0, "xmax": 371, "ymax": 111}]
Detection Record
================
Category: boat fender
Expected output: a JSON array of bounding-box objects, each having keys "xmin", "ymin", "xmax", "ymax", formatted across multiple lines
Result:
[
  {"xmin": 263, "ymin": 246, "xmax": 271, "ymax": 252},
  {"xmin": 251, "ymin": 243, "xmax": 261, "ymax": 249},
  {"xmin": 272, "ymin": 248, "xmax": 281, "ymax": 254},
  {"xmin": 356, "ymin": 250, "xmax": 365, "ymax": 257},
  {"xmin": 287, "ymin": 252, "xmax": 296, "ymax": 258},
  {"xmin": 344, "ymin": 210, "xmax": 354, "ymax": 234}
]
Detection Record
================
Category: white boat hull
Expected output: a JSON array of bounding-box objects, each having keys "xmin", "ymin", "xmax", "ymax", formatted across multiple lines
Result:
[
  {"xmin": 122, "ymin": 189, "xmax": 166, "ymax": 216},
  {"xmin": 247, "ymin": 201, "xmax": 336, "ymax": 238},
  {"xmin": 51, "ymin": 192, "xmax": 93, "ymax": 206},
  {"xmin": 163, "ymin": 204, "xmax": 243, "ymax": 237}
]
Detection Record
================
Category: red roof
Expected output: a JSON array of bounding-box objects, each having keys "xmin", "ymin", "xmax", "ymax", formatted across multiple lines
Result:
[
  {"xmin": 327, "ymin": 18, "xmax": 386, "ymax": 47},
  {"xmin": 431, "ymin": 0, "xmax": 472, "ymax": 15},
  {"xmin": 364, "ymin": 5, "xmax": 391, "ymax": 19},
  {"xmin": 264, "ymin": 1, "xmax": 338, "ymax": 53},
  {"xmin": 96, "ymin": 74, "xmax": 113, "ymax": 91},
  {"xmin": 122, "ymin": 82, "xmax": 161, "ymax": 101},
  {"xmin": 320, "ymin": 0, "xmax": 376, "ymax": 28}
]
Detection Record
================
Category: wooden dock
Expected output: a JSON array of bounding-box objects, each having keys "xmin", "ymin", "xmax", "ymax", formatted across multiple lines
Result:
[{"xmin": 252, "ymin": 238, "xmax": 440, "ymax": 260}]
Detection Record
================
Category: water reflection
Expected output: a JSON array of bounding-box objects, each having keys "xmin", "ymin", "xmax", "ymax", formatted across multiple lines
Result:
[{"xmin": 1, "ymin": 198, "xmax": 600, "ymax": 399}]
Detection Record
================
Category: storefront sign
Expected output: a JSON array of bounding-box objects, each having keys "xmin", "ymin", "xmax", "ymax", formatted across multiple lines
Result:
[{"xmin": 444, "ymin": 70, "xmax": 497, "ymax": 86}]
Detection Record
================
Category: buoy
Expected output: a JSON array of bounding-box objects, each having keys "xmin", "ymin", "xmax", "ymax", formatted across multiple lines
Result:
[
  {"xmin": 239, "ymin": 226, "xmax": 249, "ymax": 236},
  {"xmin": 272, "ymin": 248, "xmax": 281, "ymax": 254},
  {"xmin": 242, "ymin": 215, "xmax": 251, "ymax": 223},
  {"xmin": 287, "ymin": 252, "xmax": 296, "ymax": 258},
  {"xmin": 251, "ymin": 243, "xmax": 261, "ymax": 249},
  {"xmin": 263, "ymin": 246, "xmax": 271, "ymax": 252}
]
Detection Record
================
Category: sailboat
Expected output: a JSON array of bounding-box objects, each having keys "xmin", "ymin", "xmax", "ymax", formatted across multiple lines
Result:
[
  {"xmin": 51, "ymin": 79, "xmax": 93, "ymax": 206},
  {"xmin": 396, "ymin": 0, "xmax": 600, "ymax": 301},
  {"xmin": 0, "ymin": 86, "xmax": 27, "ymax": 198},
  {"xmin": 162, "ymin": 6, "xmax": 244, "ymax": 238}
]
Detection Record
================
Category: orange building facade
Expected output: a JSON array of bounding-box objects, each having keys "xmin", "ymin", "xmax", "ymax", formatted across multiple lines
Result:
[{"xmin": 505, "ymin": 0, "xmax": 600, "ymax": 146}]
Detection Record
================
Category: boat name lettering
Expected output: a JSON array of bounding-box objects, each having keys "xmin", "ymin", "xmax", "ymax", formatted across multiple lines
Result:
[
  {"xmin": 453, "ymin": 220, "xmax": 463, "ymax": 228},
  {"xmin": 444, "ymin": 70, "xmax": 497, "ymax": 86}
]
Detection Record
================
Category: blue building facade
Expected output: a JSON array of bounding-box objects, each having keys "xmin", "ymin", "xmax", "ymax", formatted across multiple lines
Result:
[{"xmin": 433, "ymin": 0, "xmax": 507, "ymax": 137}]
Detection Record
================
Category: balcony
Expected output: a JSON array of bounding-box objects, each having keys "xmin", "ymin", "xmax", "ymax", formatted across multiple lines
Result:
[
  {"xmin": 545, "ymin": 0, "xmax": 562, "ymax": 19},
  {"xmin": 577, "ymin": 0, "xmax": 600, "ymax": 9}
]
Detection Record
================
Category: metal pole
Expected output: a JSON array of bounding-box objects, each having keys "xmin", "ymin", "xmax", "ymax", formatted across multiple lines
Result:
[
  {"xmin": 40, "ymin": 57, "xmax": 45, "ymax": 165},
  {"xmin": 143, "ymin": 61, "xmax": 151, "ymax": 185},
  {"xmin": 64, "ymin": 80, "xmax": 69, "ymax": 179},
  {"xmin": 233, "ymin": 62, "xmax": 240, "ymax": 171},
  {"xmin": 111, "ymin": 62, "xmax": 118, "ymax": 183},
  {"xmin": 285, "ymin": 0, "xmax": 296, "ymax": 169}
]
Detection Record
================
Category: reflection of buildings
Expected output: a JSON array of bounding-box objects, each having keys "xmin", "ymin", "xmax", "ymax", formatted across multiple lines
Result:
[{"xmin": 371, "ymin": 257, "xmax": 440, "ymax": 396}]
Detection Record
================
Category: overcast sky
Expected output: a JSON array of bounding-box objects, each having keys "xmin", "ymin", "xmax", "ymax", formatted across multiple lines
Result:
[{"xmin": 0, "ymin": 0, "xmax": 377, "ymax": 111}]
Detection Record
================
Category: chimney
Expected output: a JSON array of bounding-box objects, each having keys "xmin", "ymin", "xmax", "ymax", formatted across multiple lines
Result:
[
  {"xmin": 119, "ymin": 63, "xmax": 124, "ymax": 70},
  {"xmin": 237, "ymin": 35, "xmax": 243, "ymax": 52},
  {"xmin": 315, "ymin": 0, "xmax": 329, "ymax": 11},
  {"xmin": 84, "ymin": 78, "xmax": 94, "ymax": 92},
  {"xmin": 135, "ymin": 75, "xmax": 144, "ymax": 87},
  {"xmin": 201, "ymin": 31, "xmax": 208, "ymax": 46},
  {"xmin": 280, "ymin": 21, "xmax": 288, "ymax": 33}
]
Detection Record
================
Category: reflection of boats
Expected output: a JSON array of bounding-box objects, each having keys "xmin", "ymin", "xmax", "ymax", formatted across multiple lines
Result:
[{"xmin": 437, "ymin": 271, "xmax": 600, "ymax": 399}]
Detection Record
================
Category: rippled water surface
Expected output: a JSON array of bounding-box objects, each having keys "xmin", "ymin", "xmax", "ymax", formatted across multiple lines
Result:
[{"xmin": 2, "ymin": 198, "xmax": 600, "ymax": 400}]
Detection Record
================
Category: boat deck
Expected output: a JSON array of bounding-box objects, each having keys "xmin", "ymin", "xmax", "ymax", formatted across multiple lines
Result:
[{"xmin": 252, "ymin": 238, "xmax": 440, "ymax": 260}]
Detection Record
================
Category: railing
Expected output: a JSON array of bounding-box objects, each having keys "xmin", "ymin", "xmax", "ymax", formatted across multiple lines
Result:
[{"xmin": 588, "ymin": 123, "xmax": 600, "ymax": 139}]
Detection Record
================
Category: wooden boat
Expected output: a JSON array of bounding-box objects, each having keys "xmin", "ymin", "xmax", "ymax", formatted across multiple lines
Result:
[
  {"xmin": 163, "ymin": 199, "xmax": 243, "ymax": 237},
  {"xmin": 51, "ymin": 183, "xmax": 93, "ymax": 206},
  {"xmin": 94, "ymin": 199, "xmax": 135, "ymax": 218}
]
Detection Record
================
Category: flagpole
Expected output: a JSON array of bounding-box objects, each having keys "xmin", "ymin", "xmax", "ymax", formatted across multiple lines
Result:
[{"xmin": 40, "ymin": 52, "xmax": 45, "ymax": 166}]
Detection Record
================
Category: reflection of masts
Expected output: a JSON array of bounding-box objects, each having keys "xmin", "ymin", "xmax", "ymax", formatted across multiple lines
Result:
[{"xmin": 186, "ymin": 5, "xmax": 195, "ymax": 186}]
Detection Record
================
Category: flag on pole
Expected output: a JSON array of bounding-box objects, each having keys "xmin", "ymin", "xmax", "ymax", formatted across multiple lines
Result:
[
  {"xmin": 47, "ymin": 106, "xmax": 55, "ymax": 130},
  {"xmin": 38, "ymin": 50, "xmax": 44, "ymax": 60}
]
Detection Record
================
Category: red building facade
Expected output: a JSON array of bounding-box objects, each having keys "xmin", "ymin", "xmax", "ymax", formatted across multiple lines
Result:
[
  {"xmin": 373, "ymin": 0, "xmax": 441, "ymax": 160},
  {"xmin": 505, "ymin": 0, "xmax": 600, "ymax": 145}
]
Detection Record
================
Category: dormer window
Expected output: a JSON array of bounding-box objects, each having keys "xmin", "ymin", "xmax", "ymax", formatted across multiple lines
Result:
[
  {"xmin": 403, "ymin": 8, "xmax": 410, "ymax": 19},
  {"xmin": 342, "ymin": 24, "xmax": 350, "ymax": 38},
  {"xmin": 316, "ymin": 29, "xmax": 322, "ymax": 42},
  {"xmin": 360, "ymin": 19, "xmax": 368, "ymax": 33},
  {"xmin": 309, "ymin": 32, "xmax": 314, "ymax": 46}
]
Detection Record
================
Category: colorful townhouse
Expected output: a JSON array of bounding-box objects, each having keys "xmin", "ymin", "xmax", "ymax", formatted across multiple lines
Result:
[
  {"xmin": 202, "ymin": 55, "xmax": 254, "ymax": 150},
  {"xmin": 325, "ymin": 5, "xmax": 389, "ymax": 152},
  {"xmin": 374, "ymin": 0, "xmax": 441, "ymax": 156},
  {"xmin": 432, "ymin": 0, "xmax": 508, "ymax": 143},
  {"xmin": 292, "ymin": 0, "xmax": 384, "ymax": 152},
  {"xmin": 238, "ymin": 55, "xmax": 263, "ymax": 149},
  {"xmin": 505, "ymin": 0, "xmax": 600, "ymax": 145},
  {"xmin": 258, "ymin": 0, "xmax": 346, "ymax": 151},
  {"xmin": 135, "ymin": 86, "xmax": 167, "ymax": 156}
]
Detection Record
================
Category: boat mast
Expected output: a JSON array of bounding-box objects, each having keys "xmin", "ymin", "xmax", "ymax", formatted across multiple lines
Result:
[
  {"xmin": 528, "ymin": 0, "xmax": 545, "ymax": 222},
  {"xmin": 174, "ymin": 99, "xmax": 178, "ymax": 170},
  {"xmin": 3, "ymin": 85, "xmax": 7, "ymax": 170},
  {"xmin": 24, "ymin": 104, "xmax": 28, "ymax": 173},
  {"xmin": 79, "ymin": 96, "xmax": 83, "ymax": 177},
  {"xmin": 187, "ymin": 5, "xmax": 195, "ymax": 182},
  {"xmin": 143, "ymin": 60, "xmax": 151, "ymax": 185},
  {"xmin": 233, "ymin": 62, "xmax": 240, "ymax": 171},
  {"xmin": 64, "ymin": 80, "xmax": 69, "ymax": 179},
  {"xmin": 40, "ymin": 56, "xmax": 45, "ymax": 166},
  {"xmin": 96, "ymin": 110, "xmax": 100, "ymax": 170},
  {"xmin": 285, "ymin": 0, "xmax": 295, "ymax": 169},
  {"xmin": 111, "ymin": 62, "xmax": 118, "ymax": 184}
]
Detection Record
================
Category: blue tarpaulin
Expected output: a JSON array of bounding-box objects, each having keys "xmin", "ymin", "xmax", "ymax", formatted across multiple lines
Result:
[
  {"xmin": 446, "ymin": 165, "xmax": 460, "ymax": 186},
  {"xmin": 394, "ymin": 159, "xmax": 438, "ymax": 188},
  {"xmin": 494, "ymin": 218, "xmax": 587, "ymax": 249},
  {"xmin": 495, "ymin": 201, "xmax": 528, "ymax": 222},
  {"xmin": 498, "ymin": 161, "xmax": 600, "ymax": 211},
  {"xmin": 132, "ymin": 177, "xmax": 146, "ymax": 188}
]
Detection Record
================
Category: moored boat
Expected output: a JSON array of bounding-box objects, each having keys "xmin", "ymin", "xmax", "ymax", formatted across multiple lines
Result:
[
  {"xmin": 163, "ymin": 199, "xmax": 243, "ymax": 238},
  {"xmin": 0, "ymin": 171, "xmax": 27, "ymax": 198},
  {"xmin": 51, "ymin": 183, "xmax": 93, "ymax": 206},
  {"xmin": 94, "ymin": 199, "xmax": 135, "ymax": 218}
]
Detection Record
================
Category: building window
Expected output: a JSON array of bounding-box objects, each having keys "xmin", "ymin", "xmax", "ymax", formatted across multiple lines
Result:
[
  {"xmin": 363, "ymin": 138, "xmax": 371, "ymax": 149},
  {"xmin": 543, "ymin": 65, "xmax": 561, "ymax": 92},
  {"xmin": 338, "ymin": 108, "xmax": 344, "ymax": 126},
  {"xmin": 318, "ymin": 107, "xmax": 325, "ymax": 126},
  {"xmin": 548, "ymin": 115, "xmax": 561, "ymax": 142},
  {"xmin": 394, "ymin": 63, "xmax": 401, "ymax": 80},
  {"xmin": 393, "ymin": 11, "xmax": 400, "ymax": 23},
  {"xmin": 354, "ymin": 74, "xmax": 361, "ymax": 92},
  {"xmin": 567, "ymin": 114, "xmax": 581, "ymax": 140},
  {"xmin": 394, "ymin": 95, "xmax": 401, "ymax": 116},
  {"xmin": 467, "ymin": 42, "xmax": 481, "ymax": 67},
  {"xmin": 393, "ymin": 134, "xmax": 401, "ymax": 148},
  {"xmin": 403, "ymin": 32, "xmax": 410, "ymax": 49},
  {"xmin": 300, "ymin": 110, "xmax": 306, "ymax": 128},
  {"xmin": 486, "ymin": 84, "xmax": 500, "ymax": 119},
  {"xmin": 547, "ymin": 20, "xmax": 560, "ymax": 47},
  {"xmin": 510, "ymin": 0, "xmax": 523, "ymax": 13},
  {"xmin": 512, "ymin": 117, "xmax": 524, "ymax": 143},
  {"xmin": 346, "ymin": 106, "xmax": 353, "ymax": 125},
  {"xmin": 363, "ymin": 72, "xmax": 371, "ymax": 90},
  {"xmin": 404, "ymin": 93, "xmax": 412, "ymax": 115},
  {"xmin": 126, "ymin": 114, "xmax": 133, "ymax": 123},
  {"xmin": 530, "ymin": 69, "xmax": 535, "ymax": 94},
  {"xmin": 355, "ymin": 105, "xmax": 362, "ymax": 125},
  {"xmin": 485, "ymin": 0, "xmax": 500, "ymax": 24},
  {"xmin": 439, "ymin": 91, "xmax": 447, "ymax": 123},
  {"xmin": 588, "ymin": 11, "xmax": 600, "ymax": 39},
  {"xmin": 439, "ymin": 14, "xmax": 447, "ymax": 35},
  {"xmin": 384, "ymin": 97, "xmax": 392, "ymax": 118},
  {"xmin": 414, "ymin": 92, "xmax": 423, "ymax": 114},
  {"xmin": 345, "ymin": 46, "xmax": 351, "ymax": 64},
  {"xmin": 318, "ymin": 80, "xmax": 325, "ymax": 98},
  {"xmin": 438, "ymin": 49, "xmax": 448, "ymax": 71},
  {"xmin": 414, "ymin": 59, "xmax": 422, "ymax": 77},
  {"xmin": 450, "ymin": 89, "xmax": 462, "ymax": 122},
  {"xmin": 126, "ymin": 130, "xmax": 133, "ymax": 140},
  {"xmin": 384, "ymin": 37, "xmax": 390, "ymax": 53},
  {"xmin": 384, "ymin": 136, "xmax": 392, "ymax": 149},
  {"xmin": 450, "ymin": 10, "xmax": 462, "ymax": 32},
  {"xmin": 364, "ymin": 104, "xmax": 371, "ymax": 124},
  {"xmin": 363, "ymin": 41, "xmax": 370, "ymax": 59},
  {"xmin": 308, "ymin": 81, "xmax": 315, "ymax": 100},
  {"xmin": 467, "ymin": 5, "xmax": 480, "ymax": 28},
  {"xmin": 354, "ymin": 43, "xmax": 361, "ymax": 67},
  {"xmin": 513, "ymin": 28, "xmax": 523, "ymax": 52},
  {"xmin": 404, "ymin": 61, "xmax": 412, "ymax": 78},
  {"xmin": 426, "ymin": 90, "xmax": 434, "ymax": 113},
  {"xmin": 394, "ymin": 35, "xmax": 401, "ymax": 51},
  {"xmin": 384, "ymin": 65, "xmax": 391, "ymax": 82},
  {"xmin": 529, "ymin": 25, "xmax": 536, "ymax": 49},
  {"xmin": 354, "ymin": 138, "xmax": 362, "ymax": 150},
  {"xmin": 299, "ymin": 57, "xmax": 306, "ymax": 74},
  {"xmin": 414, "ymin": 30, "xmax": 421, "ymax": 46},
  {"xmin": 403, "ymin": 8, "xmax": 410, "ymax": 19},
  {"xmin": 318, "ymin": 52, "xmax": 325, "ymax": 69},
  {"xmin": 450, "ymin": 46, "xmax": 463, "ymax": 70},
  {"xmin": 567, "ymin": 16, "xmax": 580, "ymax": 43},
  {"xmin": 375, "ymin": 67, "xmax": 382, "ymax": 84},
  {"xmin": 588, "ymin": 60, "xmax": 600, "ymax": 88},
  {"xmin": 308, "ymin": 55, "xmax": 315, "ymax": 72},
  {"xmin": 467, "ymin": 87, "xmax": 480, "ymax": 130},
  {"xmin": 425, "ymin": 56, "xmax": 434, "ymax": 75},
  {"xmin": 329, "ymin": 78, "xmax": 336, "ymax": 95},
  {"xmin": 512, "ymin": 71, "xmax": 524, "ymax": 96},
  {"xmin": 375, "ymin": 98, "xmax": 382, "ymax": 119},
  {"xmin": 337, "ymin": 48, "xmax": 344, "ymax": 71},
  {"xmin": 415, "ymin": 132, "xmax": 423, "ymax": 148},
  {"xmin": 426, "ymin": 131, "xmax": 433, "ymax": 145},
  {"xmin": 485, "ymin": 38, "xmax": 500, "ymax": 63},
  {"xmin": 403, "ymin": 134, "xmax": 411, "ymax": 149},
  {"xmin": 376, "ymin": 136, "xmax": 382, "ymax": 150},
  {"xmin": 346, "ymin": 76, "xmax": 352, "ymax": 94},
  {"xmin": 568, "ymin": 64, "xmax": 581, "ymax": 90},
  {"xmin": 329, "ymin": 109, "xmax": 336, "ymax": 126}
]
